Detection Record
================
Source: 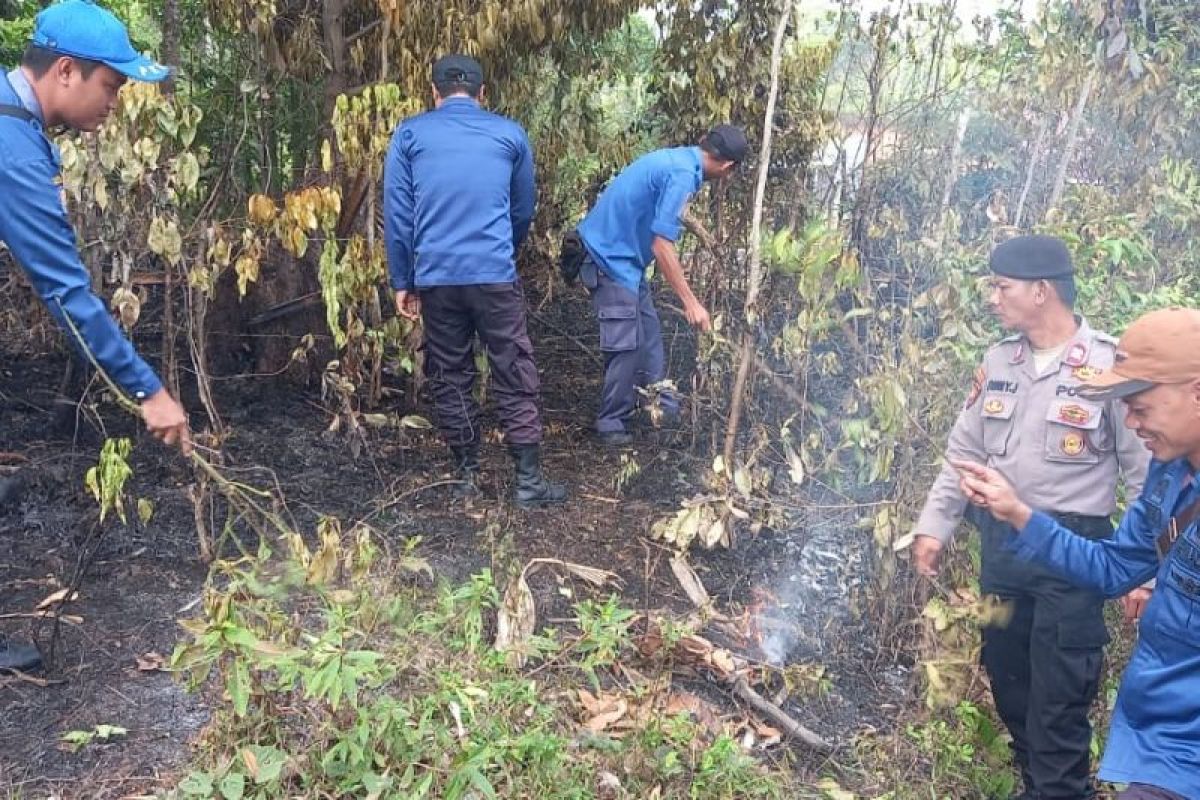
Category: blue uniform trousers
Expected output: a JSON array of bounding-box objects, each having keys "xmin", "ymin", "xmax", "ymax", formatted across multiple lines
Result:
[{"xmin": 580, "ymin": 258, "xmax": 677, "ymax": 434}]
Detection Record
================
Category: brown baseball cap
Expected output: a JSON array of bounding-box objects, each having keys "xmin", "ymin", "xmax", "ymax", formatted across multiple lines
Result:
[{"xmin": 1078, "ymin": 307, "xmax": 1200, "ymax": 401}]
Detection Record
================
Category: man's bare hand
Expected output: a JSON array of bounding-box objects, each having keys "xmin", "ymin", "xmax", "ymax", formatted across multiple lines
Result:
[
  {"xmin": 141, "ymin": 388, "xmax": 192, "ymax": 454},
  {"xmin": 912, "ymin": 534, "xmax": 944, "ymax": 577},
  {"xmin": 394, "ymin": 290, "xmax": 421, "ymax": 321},
  {"xmin": 684, "ymin": 300, "xmax": 711, "ymax": 332},
  {"xmin": 951, "ymin": 460, "xmax": 1033, "ymax": 529},
  {"xmin": 1120, "ymin": 586, "xmax": 1152, "ymax": 624}
]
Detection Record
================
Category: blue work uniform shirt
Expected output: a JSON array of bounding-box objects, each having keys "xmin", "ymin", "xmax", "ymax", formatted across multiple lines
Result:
[
  {"xmin": 1011, "ymin": 457, "xmax": 1200, "ymax": 800},
  {"xmin": 0, "ymin": 68, "xmax": 162, "ymax": 400},
  {"xmin": 576, "ymin": 146, "xmax": 704, "ymax": 294},
  {"xmin": 383, "ymin": 97, "xmax": 535, "ymax": 291}
]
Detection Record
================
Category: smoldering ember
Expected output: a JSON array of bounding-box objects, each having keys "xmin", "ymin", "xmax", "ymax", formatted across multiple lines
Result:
[{"xmin": 3, "ymin": 1, "xmax": 1199, "ymax": 799}]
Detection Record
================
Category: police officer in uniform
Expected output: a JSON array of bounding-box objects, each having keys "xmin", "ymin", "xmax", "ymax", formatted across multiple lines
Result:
[
  {"xmin": 384, "ymin": 54, "xmax": 566, "ymax": 509},
  {"xmin": 911, "ymin": 236, "xmax": 1150, "ymax": 800},
  {"xmin": 1, "ymin": 0, "xmax": 189, "ymax": 672},
  {"xmin": 570, "ymin": 125, "xmax": 747, "ymax": 446},
  {"xmin": 956, "ymin": 306, "xmax": 1200, "ymax": 800}
]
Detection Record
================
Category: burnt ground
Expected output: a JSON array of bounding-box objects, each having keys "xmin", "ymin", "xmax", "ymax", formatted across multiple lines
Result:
[{"xmin": 0, "ymin": 286, "xmax": 907, "ymax": 798}]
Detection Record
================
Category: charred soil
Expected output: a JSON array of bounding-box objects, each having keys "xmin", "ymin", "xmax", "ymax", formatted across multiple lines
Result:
[{"xmin": 1, "ymin": 287, "xmax": 907, "ymax": 798}]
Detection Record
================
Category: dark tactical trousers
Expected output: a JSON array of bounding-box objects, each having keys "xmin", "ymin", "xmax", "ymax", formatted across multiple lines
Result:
[
  {"xmin": 419, "ymin": 282, "xmax": 543, "ymax": 447},
  {"xmin": 580, "ymin": 259, "xmax": 678, "ymax": 434},
  {"xmin": 977, "ymin": 512, "xmax": 1113, "ymax": 800}
]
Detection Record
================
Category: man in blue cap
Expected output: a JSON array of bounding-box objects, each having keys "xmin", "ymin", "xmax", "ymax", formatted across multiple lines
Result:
[
  {"xmin": 384, "ymin": 54, "xmax": 567, "ymax": 509},
  {"xmin": 1, "ymin": 0, "xmax": 186, "ymax": 674},
  {"xmin": 568, "ymin": 125, "xmax": 747, "ymax": 446}
]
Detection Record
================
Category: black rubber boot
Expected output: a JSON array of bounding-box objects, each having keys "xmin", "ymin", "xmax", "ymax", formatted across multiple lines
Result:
[
  {"xmin": 0, "ymin": 472, "xmax": 23, "ymax": 508},
  {"xmin": 509, "ymin": 444, "xmax": 568, "ymax": 509},
  {"xmin": 449, "ymin": 443, "xmax": 482, "ymax": 497},
  {"xmin": 0, "ymin": 635, "xmax": 42, "ymax": 674}
]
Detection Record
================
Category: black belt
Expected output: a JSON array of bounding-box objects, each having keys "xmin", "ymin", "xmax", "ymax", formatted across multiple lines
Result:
[
  {"xmin": 1048, "ymin": 511, "xmax": 1112, "ymax": 540},
  {"xmin": 1049, "ymin": 512, "xmax": 1108, "ymax": 524}
]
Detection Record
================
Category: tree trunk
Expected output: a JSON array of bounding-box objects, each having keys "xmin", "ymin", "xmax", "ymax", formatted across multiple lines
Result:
[
  {"xmin": 722, "ymin": 0, "xmax": 789, "ymax": 469},
  {"xmin": 161, "ymin": 0, "xmax": 179, "ymax": 96},
  {"xmin": 321, "ymin": 0, "xmax": 350, "ymax": 138},
  {"xmin": 934, "ymin": 106, "xmax": 971, "ymax": 246},
  {"xmin": 1014, "ymin": 113, "xmax": 1048, "ymax": 229},
  {"xmin": 1046, "ymin": 45, "xmax": 1101, "ymax": 218}
]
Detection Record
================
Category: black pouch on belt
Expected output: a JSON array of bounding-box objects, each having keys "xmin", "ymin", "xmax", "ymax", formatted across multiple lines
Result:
[{"xmin": 558, "ymin": 229, "xmax": 587, "ymax": 286}]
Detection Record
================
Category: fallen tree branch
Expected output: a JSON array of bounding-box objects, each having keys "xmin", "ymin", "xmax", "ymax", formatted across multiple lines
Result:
[
  {"xmin": 0, "ymin": 612, "xmax": 83, "ymax": 625},
  {"xmin": 753, "ymin": 352, "xmax": 807, "ymax": 408},
  {"xmin": 637, "ymin": 624, "xmax": 834, "ymax": 753},
  {"xmin": 731, "ymin": 675, "xmax": 833, "ymax": 753},
  {"xmin": 0, "ymin": 669, "xmax": 66, "ymax": 688}
]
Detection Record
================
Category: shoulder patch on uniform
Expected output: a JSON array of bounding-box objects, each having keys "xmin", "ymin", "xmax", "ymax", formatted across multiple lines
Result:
[
  {"xmin": 986, "ymin": 334, "xmax": 1022, "ymax": 355},
  {"xmin": 964, "ymin": 365, "xmax": 986, "ymax": 410}
]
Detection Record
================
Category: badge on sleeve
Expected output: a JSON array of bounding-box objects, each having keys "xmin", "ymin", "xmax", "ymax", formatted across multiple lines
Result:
[
  {"xmin": 965, "ymin": 366, "xmax": 985, "ymax": 409},
  {"xmin": 1061, "ymin": 432, "xmax": 1085, "ymax": 456},
  {"xmin": 1058, "ymin": 404, "xmax": 1092, "ymax": 426},
  {"xmin": 1064, "ymin": 342, "xmax": 1088, "ymax": 367}
]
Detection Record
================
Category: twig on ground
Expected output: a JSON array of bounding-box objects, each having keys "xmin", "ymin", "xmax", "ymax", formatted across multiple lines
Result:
[
  {"xmin": 730, "ymin": 675, "xmax": 833, "ymax": 753},
  {"xmin": 0, "ymin": 612, "xmax": 83, "ymax": 625},
  {"xmin": 638, "ymin": 622, "xmax": 834, "ymax": 752},
  {"xmin": 753, "ymin": 352, "xmax": 807, "ymax": 409},
  {"xmin": 530, "ymin": 310, "xmax": 603, "ymax": 368},
  {"xmin": 580, "ymin": 493, "xmax": 620, "ymax": 504},
  {"xmin": 354, "ymin": 478, "xmax": 469, "ymax": 529},
  {"xmin": 0, "ymin": 670, "xmax": 67, "ymax": 688}
]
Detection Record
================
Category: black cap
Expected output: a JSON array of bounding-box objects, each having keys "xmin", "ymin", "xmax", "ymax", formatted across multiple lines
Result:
[
  {"xmin": 989, "ymin": 235, "xmax": 1074, "ymax": 280},
  {"xmin": 432, "ymin": 54, "xmax": 483, "ymax": 89},
  {"xmin": 702, "ymin": 124, "xmax": 749, "ymax": 163}
]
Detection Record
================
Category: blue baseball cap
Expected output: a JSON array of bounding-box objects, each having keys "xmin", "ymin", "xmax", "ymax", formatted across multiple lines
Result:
[{"xmin": 31, "ymin": 0, "xmax": 171, "ymax": 83}]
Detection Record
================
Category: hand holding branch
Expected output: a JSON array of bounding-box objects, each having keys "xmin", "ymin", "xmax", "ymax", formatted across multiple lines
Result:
[{"xmin": 141, "ymin": 388, "xmax": 192, "ymax": 454}]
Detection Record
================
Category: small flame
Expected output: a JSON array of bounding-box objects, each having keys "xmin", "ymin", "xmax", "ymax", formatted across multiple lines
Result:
[{"xmin": 744, "ymin": 586, "xmax": 780, "ymax": 659}]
